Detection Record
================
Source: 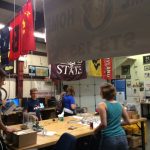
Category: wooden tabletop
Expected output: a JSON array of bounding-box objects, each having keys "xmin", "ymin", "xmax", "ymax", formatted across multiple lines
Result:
[
  {"xmin": 129, "ymin": 118, "xmax": 147, "ymax": 124},
  {"xmin": 140, "ymin": 102, "xmax": 150, "ymax": 105},
  {"xmin": 8, "ymin": 116, "xmax": 147, "ymax": 150}
]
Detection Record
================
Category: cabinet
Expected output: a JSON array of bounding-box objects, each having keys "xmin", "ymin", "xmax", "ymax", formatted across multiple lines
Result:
[
  {"xmin": 2, "ymin": 111, "xmax": 23, "ymax": 125},
  {"xmin": 2, "ymin": 107, "xmax": 56, "ymax": 125}
]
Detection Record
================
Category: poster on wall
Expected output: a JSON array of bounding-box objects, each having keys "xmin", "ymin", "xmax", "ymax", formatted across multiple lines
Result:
[
  {"xmin": 116, "ymin": 91, "xmax": 125, "ymax": 104},
  {"xmin": 29, "ymin": 65, "xmax": 49, "ymax": 77},
  {"xmin": 143, "ymin": 55, "xmax": 150, "ymax": 64},
  {"xmin": 144, "ymin": 80, "xmax": 150, "ymax": 91},
  {"xmin": 144, "ymin": 81, "xmax": 150, "ymax": 97},
  {"xmin": 111, "ymin": 79, "xmax": 126, "ymax": 101},
  {"xmin": 44, "ymin": 0, "xmax": 150, "ymax": 64}
]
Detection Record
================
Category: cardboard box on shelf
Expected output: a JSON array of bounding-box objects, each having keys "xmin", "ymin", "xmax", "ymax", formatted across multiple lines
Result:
[
  {"xmin": 127, "ymin": 136, "xmax": 141, "ymax": 148},
  {"xmin": 12, "ymin": 129, "xmax": 37, "ymax": 148},
  {"xmin": 123, "ymin": 122, "xmax": 147, "ymax": 144}
]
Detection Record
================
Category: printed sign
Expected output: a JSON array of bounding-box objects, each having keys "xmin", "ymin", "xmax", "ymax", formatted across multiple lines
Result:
[
  {"xmin": 101, "ymin": 58, "xmax": 112, "ymax": 80},
  {"xmin": 44, "ymin": 0, "xmax": 150, "ymax": 64},
  {"xmin": 51, "ymin": 61, "xmax": 87, "ymax": 81}
]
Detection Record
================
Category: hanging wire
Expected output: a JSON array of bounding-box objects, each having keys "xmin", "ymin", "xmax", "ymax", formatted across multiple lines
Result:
[
  {"xmin": 79, "ymin": 80, "xmax": 81, "ymax": 107},
  {"xmin": 42, "ymin": 0, "xmax": 46, "ymax": 42},
  {"xmin": 33, "ymin": 0, "xmax": 36, "ymax": 30},
  {"xmin": 7, "ymin": 73, "xmax": 11, "ymax": 99},
  {"xmin": 13, "ymin": 0, "xmax": 16, "ymax": 19},
  {"xmin": 93, "ymin": 77, "xmax": 96, "ymax": 111}
]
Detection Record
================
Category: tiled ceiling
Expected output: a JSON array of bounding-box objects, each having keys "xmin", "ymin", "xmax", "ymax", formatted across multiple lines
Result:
[{"xmin": 0, "ymin": 0, "xmax": 45, "ymax": 32}]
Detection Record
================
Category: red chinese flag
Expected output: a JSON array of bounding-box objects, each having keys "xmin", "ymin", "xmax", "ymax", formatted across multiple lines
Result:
[
  {"xmin": 21, "ymin": 0, "xmax": 36, "ymax": 55},
  {"xmin": 9, "ymin": 12, "xmax": 22, "ymax": 61},
  {"xmin": 101, "ymin": 58, "xmax": 113, "ymax": 80}
]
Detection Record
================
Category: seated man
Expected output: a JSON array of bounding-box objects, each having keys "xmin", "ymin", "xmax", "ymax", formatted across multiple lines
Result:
[{"xmin": 24, "ymin": 88, "xmax": 42, "ymax": 121}]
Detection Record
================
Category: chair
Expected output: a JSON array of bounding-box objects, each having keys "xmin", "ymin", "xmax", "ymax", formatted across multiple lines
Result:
[{"xmin": 55, "ymin": 133, "xmax": 76, "ymax": 150}]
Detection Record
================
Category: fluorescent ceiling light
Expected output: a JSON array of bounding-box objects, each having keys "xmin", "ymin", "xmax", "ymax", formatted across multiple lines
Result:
[
  {"xmin": 0, "ymin": 23, "xmax": 46, "ymax": 40},
  {"xmin": 127, "ymin": 56, "xmax": 137, "ymax": 59},
  {"xmin": 0, "ymin": 23, "xmax": 5, "ymax": 29}
]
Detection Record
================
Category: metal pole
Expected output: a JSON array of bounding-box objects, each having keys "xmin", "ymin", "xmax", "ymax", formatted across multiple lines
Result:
[
  {"xmin": 79, "ymin": 80, "xmax": 81, "ymax": 107},
  {"xmin": 94, "ymin": 77, "xmax": 96, "ymax": 111}
]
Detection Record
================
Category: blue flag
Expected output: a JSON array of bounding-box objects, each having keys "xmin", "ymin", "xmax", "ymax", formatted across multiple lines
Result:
[{"xmin": 0, "ymin": 26, "xmax": 10, "ymax": 65}]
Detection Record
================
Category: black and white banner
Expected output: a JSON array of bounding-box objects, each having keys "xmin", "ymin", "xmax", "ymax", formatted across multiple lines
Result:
[{"xmin": 50, "ymin": 61, "xmax": 87, "ymax": 81}]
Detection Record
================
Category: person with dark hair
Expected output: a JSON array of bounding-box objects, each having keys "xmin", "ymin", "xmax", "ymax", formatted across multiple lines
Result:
[
  {"xmin": 63, "ymin": 86, "xmax": 76, "ymax": 116},
  {"xmin": 60, "ymin": 85, "xmax": 68, "ymax": 100},
  {"xmin": 24, "ymin": 88, "xmax": 42, "ymax": 121},
  {"xmin": 95, "ymin": 83, "xmax": 130, "ymax": 150}
]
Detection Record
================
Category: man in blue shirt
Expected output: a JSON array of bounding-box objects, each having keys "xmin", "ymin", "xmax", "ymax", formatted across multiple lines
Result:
[{"xmin": 24, "ymin": 88, "xmax": 42, "ymax": 121}]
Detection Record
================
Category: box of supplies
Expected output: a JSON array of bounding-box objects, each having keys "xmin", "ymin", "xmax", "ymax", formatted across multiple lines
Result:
[
  {"xmin": 128, "ymin": 136, "xmax": 141, "ymax": 148},
  {"xmin": 12, "ymin": 129, "xmax": 37, "ymax": 148}
]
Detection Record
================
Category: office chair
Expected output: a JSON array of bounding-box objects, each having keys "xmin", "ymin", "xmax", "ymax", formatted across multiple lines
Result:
[{"xmin": 55, "ymin": 132, "xmax": 76, "ymax": 150}]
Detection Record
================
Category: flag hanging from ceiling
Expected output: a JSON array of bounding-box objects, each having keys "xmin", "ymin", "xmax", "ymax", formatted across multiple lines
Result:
[
  {"xmin": 9, "ymin": 0, "xmax": 35, "ymax": 61},
  {"xmin": 101, "ymin": 58, "xmax": 112, "ymax": 80},
  {"xmin": 9, "ymin": 12, "xmax": 22, "ymax": 61},
  {"xmin": 0, "ymin": 26, "xmax": 10, "ymax": 65},
  {"xmin": 21, "ymin": 0, "xmax": 36, "ymax": 55},
  {"xmin": 88, "ymin": 59, "xmax": 102, "ymax": 77},
  {"xmin": 51, "ymin": 61, "xmax": 87, "ymax": 81}
]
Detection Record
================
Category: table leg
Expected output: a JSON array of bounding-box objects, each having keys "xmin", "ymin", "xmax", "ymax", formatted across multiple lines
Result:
[
  {"xmin": 148, "ymin": 105, "xmax": 150, "ymax": 118},
  {"xmin": 141, "ymin": 104, "xmax": 144, "ymax": 117},
  {"xmin": 141, "ymin": 121, "xmax": 145, "ymax": 150}
]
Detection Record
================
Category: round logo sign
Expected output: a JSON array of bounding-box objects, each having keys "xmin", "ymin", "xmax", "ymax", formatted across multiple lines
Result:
[{"xmin": 83, "ymin": 0, "xmax": 112, "ymax": 31}]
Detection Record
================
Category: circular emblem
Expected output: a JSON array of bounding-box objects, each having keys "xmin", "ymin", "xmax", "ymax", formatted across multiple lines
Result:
[{"xmin": 83, "ymin": 0, "xmax": 112, "ymax": 31}]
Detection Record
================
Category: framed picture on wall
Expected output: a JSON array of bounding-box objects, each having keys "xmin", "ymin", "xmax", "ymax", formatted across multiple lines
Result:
[
  {"xmin": 36, "ymin": 66, "xmax": 49, "ymax": 77},
  {"xmin": 144, "ymin": 65, "xmax": 150, "ymax": 71},
  {"xmin": 121, "ymin": 65, "xmax": 130, "ymax": 75},
  {"xmin": 143, "ymin": 55, "xmax": 150, "ymax": 64},
  {"xmin": 28, "ymin": 65, "xmax": 49, "ymax": 77},
  {"xmin": 29, "ymin": 65, "xmax": 36, "ymax": 76}
]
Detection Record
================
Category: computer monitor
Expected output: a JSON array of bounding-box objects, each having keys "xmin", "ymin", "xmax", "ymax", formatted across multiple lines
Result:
[
  {"xmin": 6, "ymin": 98, "xmax": 20, "ymax": 107},
  {"xmin": 12, "ymin": 98, "xmax": 20, "ymax": 107},
  {"xmin": 2, "ymin": 98, "xmax": 18, "ymax": 113}
]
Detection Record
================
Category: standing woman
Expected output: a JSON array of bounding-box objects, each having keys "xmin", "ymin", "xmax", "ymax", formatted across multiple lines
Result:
[
  {"xmin": 63, "ymin": 86, "xmax": 76, "ymax": 116},
  {"xmin": 95, "ymin": 83, "xmax": 130, "ymax": 150}
]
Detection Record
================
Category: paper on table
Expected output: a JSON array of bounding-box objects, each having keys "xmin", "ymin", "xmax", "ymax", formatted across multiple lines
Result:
[
  {"xmin": 38, "ymin": 131, "xmax": 56, "ymax": 136},
  {"xmin": 93, "ymin": 121, "xmax": 100, "ymax": 129},
  {"xmin": 15, "ymin": 131, "xmax": 26, "ymax": 135},
  {"xmin": 73, "ymin": 116, "xmax": 83, "ymax": 119}
]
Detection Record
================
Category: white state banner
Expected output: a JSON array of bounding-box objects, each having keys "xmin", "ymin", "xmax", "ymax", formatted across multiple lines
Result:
[{"xmin": 44, "ymin": 0, "xmax": 150, "ymax": 64}]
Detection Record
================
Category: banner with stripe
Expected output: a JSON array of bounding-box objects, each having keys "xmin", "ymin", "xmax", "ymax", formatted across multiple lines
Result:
[
  {"xmin": 101, "ymin": 58, "xmax": 112, "ymax": 80},
  {"xmin": 88, "ymin": 59, "xmax": 102, "ymax": 77}
]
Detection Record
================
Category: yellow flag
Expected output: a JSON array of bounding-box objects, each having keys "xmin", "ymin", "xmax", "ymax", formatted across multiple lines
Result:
[{"xmin": 88, "ymin": 59, "xmax": 102, "ymax": 77}]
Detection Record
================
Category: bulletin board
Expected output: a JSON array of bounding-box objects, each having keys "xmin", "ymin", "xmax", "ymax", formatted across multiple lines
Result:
[{"xmin": 111, "ymin": 79, "xmax": 126, "ymax": 101}]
